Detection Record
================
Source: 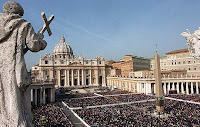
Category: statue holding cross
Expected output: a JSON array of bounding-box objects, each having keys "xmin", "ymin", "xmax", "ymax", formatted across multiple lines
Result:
[{"xmin": 0, "ymin": 1, "xmax": 54, "ymax": 127}]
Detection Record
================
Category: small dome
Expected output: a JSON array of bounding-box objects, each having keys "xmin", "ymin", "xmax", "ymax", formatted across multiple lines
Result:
[{"xmin": 53, "ymin": 36, "xmax": 73, "ymax": 56}]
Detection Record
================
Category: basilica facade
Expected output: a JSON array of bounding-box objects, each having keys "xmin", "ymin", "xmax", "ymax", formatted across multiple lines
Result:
[{"xmin": 31, "ymin": 36, "xmax": 106, "ymax": 87}]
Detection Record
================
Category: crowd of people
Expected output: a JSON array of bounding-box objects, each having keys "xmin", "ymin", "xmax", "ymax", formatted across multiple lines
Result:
[
  {"xmin": 97, "ymin": 90, "xmax": 131, "ymax": 95},
  {"xmin": 111, "ymin": 93, "xmax": 154, "ymax": 103},
  {"xmin": 65, "ymin": 97, "xmax": 117, "ymax": 108},
  {"xmin": 167, "ymin": 94, "xmax": 200, "ymax": 102},
  {"xmin": 75, "ymin": 99, "xmax": 200, "ymax": 126},
  {"xmin": 32, "ymin": 103, "xmax": 74, "ymax": 127},
  {"xmin": 64, "ymin": 93, "xmax": 154, "ymax": 108},
  {"xmin": 32, "ymin": 88, "xmax": 200, "ymax": 126}
]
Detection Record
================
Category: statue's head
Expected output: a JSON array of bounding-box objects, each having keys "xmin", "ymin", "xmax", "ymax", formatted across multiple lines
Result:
[{"xmin": 3, "ymin": 1, "xmax": 24, "ymax": 16}]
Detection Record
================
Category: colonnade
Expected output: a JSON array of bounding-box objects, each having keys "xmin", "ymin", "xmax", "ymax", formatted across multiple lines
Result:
[
  {"xmin": 107, "ymin": 77, "xmax": 200, "ymax": 95},
  {"xmin": 31, "ymin": 86, "xmax": 55, "ymax": 106},
  {"xmin": 56, "ymin": 69, "xmax": 106, "ymax": 87},
  {"xmin": 162, "ymin": 81, "xmax": 200, "ymax": 94}
]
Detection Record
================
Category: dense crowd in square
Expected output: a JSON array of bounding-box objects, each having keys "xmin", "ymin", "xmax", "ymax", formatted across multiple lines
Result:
[
  {"xmin": 64, "ymin": 92, "xmax": 154, "ymax": 108},
  {"xmin": 97, "ymin": 90, "xmax": 131, "ymax": 95},
  {"xmin": 166, "ymin": 94, "xmax": 200, "ymax": 102},
  {"xmin": 32, "ymin": 89, "xmax": 200, "ymax": 126},
  {"xmin": 32, "ymin": 103, "xmax": 74, "ymax": 127},
  {"xmin": 64, "ymin": 97, "xmax": 117, "ymax": 108},
  {"xmin": 110, "ymin": 93, "xmax": 154, "ymax": 103},
  {"xmin": 75, "ymin": 99, "xmax": 200, "ymax": 126}
]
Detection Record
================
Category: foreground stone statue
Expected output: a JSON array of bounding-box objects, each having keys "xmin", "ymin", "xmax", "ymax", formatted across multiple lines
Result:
[
  {"xmin": 182, "ymin": 28, "xmax": 200, "ymax": 59},
  {"xmin": 0, "ymin": 1, "xmax": 48, "ymax": 126}
]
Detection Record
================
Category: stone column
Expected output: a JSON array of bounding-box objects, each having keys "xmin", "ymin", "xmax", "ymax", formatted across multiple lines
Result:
[
  {"xmin": 103, "ymin": 69, "xmax": 106, "ymax": 86},
  {"xmin": 31, "ymin": 89, "xmax": 33, "ymax": 102},
  {"xmin": 172, "ymin": 82, "xmax": 175, "ymax": 90},
  {"xmin": 186, "ymin": 82, "xmax": 189, "ymax": 94},
  {"xmin": 154, "ymin": 52, "xmax": 164, "ymax": 112},
  {"xmin": 196, "ymin": 82, "xmax": 199, "ymax": 94},
  {"xmin": 144, "ymin": 83, "xmax": 147, "ymax": 94},
  {"xmin": 43, "ymin": 88, "xmax": 46, "ymax": 105},
  {"xmin": 71, "ymin": 69, "xmax": 74, "ymax": 86},
  {"xmin": 34, "ymin": 89, "xmax": 37, "ymax": 105},
  {"xmin": 82, "ymin": 69, "xmax": 85, "ymax": 85},
  {"xmin": 177, "ymin": 82, "xmax": 180, "ymax": 94},
  {"xmin": 146, "ymin": 83, "xmax": 152, "ymax": 94},
  {"xmin": 138, "ymin": 83, "xmax": 140, "ymax": 93},
  {"xmin": 67, "ymin": 70, "xmax": 70, "ymax": 86},
  {"xmin": 191, "ymin": 82, "xmax": 194, "ymax": 94},
  {"xmin": 40, "ymin": 88, "xmax": 43, "ymax": 105},
  {"xmin": 89, "ymin": 69, "xmax": 92, "ymax": 85},
  {"xmin": 128, "ymin": 82, "xmax": 130, "ymax": 91},
  {"xmin": 78, "ymin": 69, "xmax": 80, "ymax": 85},
  {"xmin": 50, "ymin": 69, "xmax": 54, "ymax": 81},
  {"xmin": 181, "ymin": 82, "xmax": 184, "ymax": 93},
  {"xmin": 95, "ymin": 69, "xmax": 99, "ymax": 85},
  {"xmin": 51, "ymin": 88, "xmax": 55, "ymax": 102},
  {"xmin": 168, "ymin": 82, "xmax": 171, "ymax": 93},
  {"xmin": 163, "ymin": 82, "xmax": 167, "ymax": 94},
  {"xmin": 65, "ymin": 70, "xmax": 67, "ymax": 86},
  {"xmin": 58, "ymin": 69, "xmax": 61, "ymax": 86},
  {"xmin": 137, "ymin": 82, "xmax": 140, "ymax": 93}
]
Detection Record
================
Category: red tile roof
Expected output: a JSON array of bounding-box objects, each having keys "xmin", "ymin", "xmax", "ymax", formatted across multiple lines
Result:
[{"xmin": 166, "ymin": 48, "xmax": 188, "ymax": 55}]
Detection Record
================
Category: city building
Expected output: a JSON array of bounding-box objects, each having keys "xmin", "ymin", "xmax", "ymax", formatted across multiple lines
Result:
[
  {"xmin": 31, "ymin": 36, "xmax": 106, "ymax": 87},
  {"xmin": 112, "ymin": 55, "xmax": 150, "ymax": 77},
  {"xmin": 108, "ymin": 49, "xmax": 200, "ymax": 95},
  {"xmin": 129, "ymin": 70, "xmax": 151, "ymax": 78},
  {"xmin": 165, "ymin": 48, "xmax": 200, "ymax": 76},
  {"xmin": 150, "ymin": 48, "xmax": 200, "ymax": 77}
]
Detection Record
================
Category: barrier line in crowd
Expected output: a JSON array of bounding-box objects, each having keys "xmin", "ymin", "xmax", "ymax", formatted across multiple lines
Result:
[
  {"xmin": 81, "ymin": 99, "xmax": 155, "ymax": 109},
  {"xmin": 62, "ymin": 101, "xmax": 70, "ymax": 109},
  {"xmin": 70, "ymin": 107, "xmax": 83, "ymax": 110},
  {"xmin": 62, "ymin": 101, "xmax": 90, "ymax": 127},
  {"xmin": 69, "ymin": 96, "xmax": 99, "ymax": 100},
  {"xmin": 165, "ymin": 97, "xmax": 200, "ymax": 105},
  {"xmin": 103, "ymin": 93, "xmax": 137, "ymax": 97},
  {"xmin": 94, "ymin": 93, "xmax": 103, "ymax": 97},
  {"xmin": 71, "ymin": 110, "xmax": 91, "ymax": 127}
]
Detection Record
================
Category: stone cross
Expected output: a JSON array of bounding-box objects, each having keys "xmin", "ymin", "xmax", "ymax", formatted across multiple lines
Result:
[
  {"xmin": 23, "ymin": 12, "xmax": 54, "ymax": 54},
  {"xmin": 155, "ymin": 44, "xmax": 158, "ymax": 53},
  {"xmin": 39, "ymin": 12, "xmax": 54, "ymax": 36}
]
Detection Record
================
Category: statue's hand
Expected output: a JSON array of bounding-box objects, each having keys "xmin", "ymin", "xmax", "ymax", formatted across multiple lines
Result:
[
  {"xmin": 37, "ymin": 32, "xmax": 44, "ymax": 39},
  {"xmin": 41, "ymin": 40, "xmax": 47, "ymax": 50},
  {"xmin": 181, "ymin": 32, "xmax": 190, "ymax": 40}
]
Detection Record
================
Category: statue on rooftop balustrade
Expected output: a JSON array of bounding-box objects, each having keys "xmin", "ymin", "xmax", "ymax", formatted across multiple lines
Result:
[{"xmin": 182, "ymin": 28, "xmax": 200, "ymax": 59}]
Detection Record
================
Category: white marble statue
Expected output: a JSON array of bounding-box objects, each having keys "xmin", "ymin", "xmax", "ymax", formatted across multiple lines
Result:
[
  {"xmin": 182, "ymin": 28, "xmax": 200, "ymax": 59},
  {"xmin": 0, "ymin": 1, "xmax": 47, "ymax": 127}
]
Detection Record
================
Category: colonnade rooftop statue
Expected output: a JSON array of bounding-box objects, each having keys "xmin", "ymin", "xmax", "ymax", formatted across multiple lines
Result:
[
  {"xmin": 0, "ymin": 1, "xmax": 54, "ymax": 127},
  {"xmin": 182, "ymin": 28, "xmax": 200, "ymax": 59}
]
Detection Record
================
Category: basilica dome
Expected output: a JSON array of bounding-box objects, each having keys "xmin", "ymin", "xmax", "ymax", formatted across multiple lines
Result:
[{"xmin": 53, "ymin": 36, "xmax": 73, "ymax": 56}]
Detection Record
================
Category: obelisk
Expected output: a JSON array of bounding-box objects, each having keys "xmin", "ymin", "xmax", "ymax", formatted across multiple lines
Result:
[{"xmin": 154, "ymin": 50, "xmax": 164, "ymax": 113}]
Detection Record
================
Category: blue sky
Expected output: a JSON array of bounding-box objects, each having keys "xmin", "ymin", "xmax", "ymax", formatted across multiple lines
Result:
[{"xmin": 1, "ymin": 0, "xmax": 200, "ymax": 70}]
